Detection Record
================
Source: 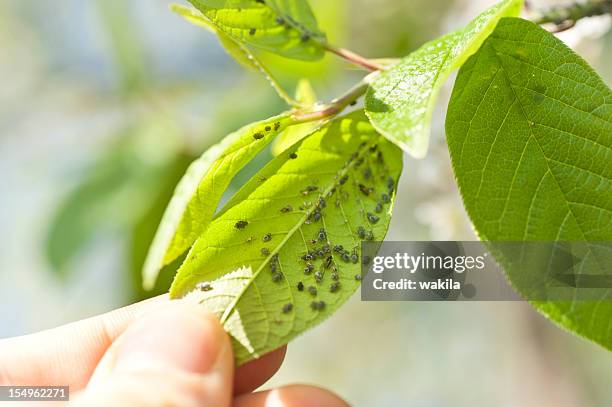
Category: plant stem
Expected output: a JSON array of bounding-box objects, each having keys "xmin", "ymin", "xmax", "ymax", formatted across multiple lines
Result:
[
  {"xmin": 530, "ymin": 0, "xmax": 612, "ymax": 31},
  {"xmin": 324, "ymin": 45, "xmax": 384, "ymax": 72},
  {"xmin": 291, "ymin": 80, "xmax": 370, "ymax": 122}
]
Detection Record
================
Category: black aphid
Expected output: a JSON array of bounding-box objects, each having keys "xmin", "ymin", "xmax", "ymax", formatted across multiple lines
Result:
[
  {"xmin": 274, "ymin": 121, "xmax": 281, "ymax": 131},
  {"xmin": 235, "ymin": 220, "xmax": 249, "ymax": 229},
  {"xmin": 310, "ymin": 300, "xmax": 325, "ymax": 310},
  {"xmin": 317, "ymin": 228, "xmax": 326, "ymax": 242},
  {"xmin": 262, "ymin": 233, "xmax": 272, "ymax": 242},
  {"xmin": 359, "ymin": 184, "xmax": 373, "ymax": 196},
  {"xmin": 367, "ymin": 212, "xmax": 380, "ymax": 224},
  {"xmin": 261, "ymin": 247, "xmax": 270, "ymax": 256},
  {"xmin": 280, "ymin": 205, "xmax": 293, "ymax": 213},
  {"xmin": 381, "ymin": 193, "xmax": 390, "ymax": 203},
  {"xmin": 375, "ymin": 202, "xmax": 383, "ymax": 213},
  {"xmin": 377, "ymin": 151, "xmax": 384, "ymax": 164},
  {"xmin": 357, "ymin": 226, "xmax": 366, "ymax": 239},
  {"xmin": 272, "ymin": 272, "xmax": 283, "ymax": 282},
  {"xmin": 350, "ymin": 249, "xmax": 359, "ymax": 264},
  {"xmin": 275, "ymin": 16, "xmax": 285, "ymax": 24},
  {"xmin": 362, "ymin": 256, "xmax": 371, "ymax": 265},
  {"xmin": 249, "ymin": 28, "xmax": 257, "ymax": 35},
  {"xmin": 331, "ymin": 271, "xmax": 339, "ymax": 281},
  {"xmin": 253, "ymin": 132, "xmax": 264, "ymax": 140},
  {"xmin": 323, "ymin": 256, "xmax": 333, "ymax": 269},
  {"xmin": 308, "ymin": 286, "xmax": 317, "ymax": 296},
  {"xmin": 387, "ymin": 177, "xmax": 394, "ymax": 190},
  {"xmin": 366, "ymin": 230, "xmax": 374, "ymax": 241},
  {"xmin": 333, "ymin": 245, "xmax": 344, "ymax": 253},
  {"xmin": 282, "ymin": 303, "xmax": 293, "ymax": 313},
  {"xmin": 270, "ymin": 262, "xmax": 277, "ymax": 273},
  {"xmin": 355, "ymin": 158, "xmax": 364, "ymax": 168},
  {"xmin": 355, "ymin": 274, "xmax": 363, "ymax": 281},
  {"xmin": 312, "ymin": 211, "xmax": 321, "ymax": 222},
  {"xmin": 304, "ymin": 263, "xmax": 314, "ymax": 274},
  {"xmin": 300, "ymin": 33, "xmax": 310, "ymax": 42},
  {"xmin": 322, "ymin": 244, "xmax": 330, "ymax": 253},
  {"xmin": 369, "ymin": 144, "xmax": 378, "ymax": 152},
  {"xmin": 349, "ymin": 100, "xmax": 357, "ymax": 106},
  {"xmin": 271, "ymin": 253, "xmax": 279, "ymax": 262},
  {"xmin": 341, "ymin": 253, "xmax": 350, "ymax": 263},
  {"xmin": 289, "ymin": 152, "xmax": 298, "ymax": 159},
  {"xmin": 317, "ymin": 197, "xmax": 327, "ymax": 208},
  {"xmin": 314, "ymin": 271, "xmax": 323, "ymax": 283},
  {"xmin": 197, "ymin": 282, "xmax": 213, "ymax": 292},
  {"xmin": 301, "ymin": 252, "xmax": 314, "ymax": 261},
  {"xmin": 297, "ymin": 281, "xmax": 304, "ymax": 291},
  {"xmin": 339, "ymin": 175, "xmax": 349, "ymax": 185},
  {"xmin": 330, "ymin": 282, "xmax": 340, "ymax": 293},
  {"xmin": 363, "ymin": 168, "xmax": 372, "ymax": 180},
  {"xmin": 265, "ymin": 125, "xmax": 271, "ymax": 131}
]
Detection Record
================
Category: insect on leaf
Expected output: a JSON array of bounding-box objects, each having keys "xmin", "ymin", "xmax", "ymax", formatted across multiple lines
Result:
[
  {"xmin": 365, "ymin": 0, "xmax": 523, "ymax": 158},
  {"xmin": 446, "ymin": 18, "xmax": 612, "ymax": 349},
  {"xmin": 170, "ymin": 111, "xmax": 403, "ymax": 364},
  {"xmin": 143, "ymin": 113, "xmax": 293, "ymax": 289},
  {"xmin": 187, "ymin": 0, "xmax": 326, "ymax": 61}
]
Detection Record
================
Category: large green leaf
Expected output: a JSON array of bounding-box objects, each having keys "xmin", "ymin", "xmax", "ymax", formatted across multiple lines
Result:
[
  {"xmin": 143, "ymin": 113, "xmax": 293, "ymax": 289},
  {"xmin": 187, "ymin": 0, "xmax": 326, "ymax": 61},
  {"xmin": 446, "ymin": 18, "xmax": 612, "ymax": 348},
  {"xmin": 365, "ymin": 0, "xmax": 523, "ymax": 158},
  {"xmin": 170, "ymin": 111, "xmax": 403, "ymax": 364}
]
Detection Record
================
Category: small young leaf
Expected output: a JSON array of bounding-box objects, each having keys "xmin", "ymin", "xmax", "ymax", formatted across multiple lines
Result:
[
  {"xmin": 171, "ymin": 4, "xmax": 298, "ymax": 105},
  {"xmin": 187, "ymin": 0, "xmax": 326, "ymax": 61},
  {"xmin": 143, "ymin": 113, "xmax": 293, "ymax": 289},
  {"xmin": 365, "ymin": 0, "xmax": 523, "ymax": 158},
  {"xmin": 170, "ymin": 111, "xmax": 403, "ymax": 364},
  {"xmin": 271, "ymin": 79, "xmax": 320, "ymax": 155},
  {"xmin": 446, "ymin": 18, "xmax": 612, "ymax": 348}
]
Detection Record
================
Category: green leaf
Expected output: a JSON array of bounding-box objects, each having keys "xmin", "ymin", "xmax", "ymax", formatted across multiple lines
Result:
[
  {"xmin": 143, "ymin": 113, "xmax": 293, "ymax": 289},
  {"xmin": 170, "ymin": 111, "xmax": 403, "ymax": 364},
  {"xmin": 365, "ymin": 0, "xmax": 523, "ymax": 158},
  {"xmin": 187, "ymin": 0, "xmax": 326, "ymax": 61},
  {"xmin": 271, "ymin": 79, "xmax": 320, "ymax": 155},
  {"xmin": 170, "ymin": 4, "xmax": 299, "ymax": 105},
  {"xmin": 446, "ymin": 18, "xmax": 612, "ymax": 348}
]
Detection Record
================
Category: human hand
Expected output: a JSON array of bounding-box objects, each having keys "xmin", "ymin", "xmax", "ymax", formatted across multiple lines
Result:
[{"xmin": 0, "ymin": 297, "xmax": 348, "ymax": 406}]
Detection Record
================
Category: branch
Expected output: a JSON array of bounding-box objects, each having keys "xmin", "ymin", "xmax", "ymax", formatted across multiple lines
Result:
[{"xmin": 530, "ymin": 0, "xmax": 612, "ymax": 31}]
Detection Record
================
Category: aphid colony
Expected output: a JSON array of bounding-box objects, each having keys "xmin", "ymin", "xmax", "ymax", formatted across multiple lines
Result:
[
  {"xmin": 252, "ymin": 122, "xmax": 282, "ymax": 140},
  {"xmin": 231, "ymin": 138, "xmax": 395, "ymax": 316}
]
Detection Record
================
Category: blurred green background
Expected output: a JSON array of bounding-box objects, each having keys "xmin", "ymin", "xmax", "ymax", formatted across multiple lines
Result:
[{"xmin": 1, "ymin": 0, "xmax": 611, "ymax": 405}]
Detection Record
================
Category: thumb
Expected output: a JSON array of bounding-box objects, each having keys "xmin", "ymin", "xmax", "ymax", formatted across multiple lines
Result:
[{"xmin": 72, "ymin": 301, "xmax": 233, "ymax": 407}]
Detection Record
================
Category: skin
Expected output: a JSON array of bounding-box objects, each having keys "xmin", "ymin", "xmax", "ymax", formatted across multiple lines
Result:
[{"xmin": 0, "ymin": 296, "xmax": 349, "ymax": 407}]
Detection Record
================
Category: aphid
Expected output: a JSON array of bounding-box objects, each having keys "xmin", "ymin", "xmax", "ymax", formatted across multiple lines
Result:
[
  {"xmin": 369, "ymin": 144, "xmax": 378, "ymax": 152},
  {"xmin": 387, "ymin": 177, "xmax": 395, "ymax": 190},
  {"xmin": 272, "ymin": 272, "xmax": 283, "ymax": 282},
  {"xmin": 265, "ymin": 125, "xmax": 271, "ymax": 131},
  {"xmin": 367, "ymin": 212, "xmax": 380, "ymax": 224},
  {"xmin": 304, "ymin": 263, "xmax": 314, "ymax": 274},
  {"xmin": 317, "ymin": 228, "xmax": 326, "ymax": 242},
  {"xmin": 301, "ymin": 252, "xmax": 314, "ymax": 261},
  {"xmin": 381, "ymin": 193, "xmax": 390, "ymax": 203},
  {"xmin": 330, "ymin": 282, "xmax": 340, "ymax": 293},
  {"xmin": 351, "ymin": 249, "xmax": 359, "ymax": 264},
  {"xmin": 355, "ymin": 274, "xmax": 362, "ymax": 281},
  {"xmin": 297, "ymin": 281, "xmax": 304, "ymax": 291},
  {"xmin": 270, "ymin": 262, "xmax": 277, "ymax": 273},
  {"xmin": 253, "ymin": 132, "xmax": 264, "ymax": 140},
  {"xmin": 317, "ymin": 197, "xmax": 327, "ymax": 208},
  {"xmin": 301, "ymin": 185, "xmax": 318, "ymax": 195},
  {"xmin": 310, "ymin": 300, "xmax": 326, "ymax": 310},
  {"xmin": 322, "ymin": 244, "xmax": 330, "ymax": 253},
  {"xmin": 308, "ymin": 286, "xmax": 317, "ymax": 296},
  {"xmin": 341, "ymin": 252, "xmax": 350, "ymax": 263},
  {"xmin": 300, "ymin": 32, "xmax": 310, "ymax": 42},
  {"xmin": 274, "ymin": 121, "xmax": 281, "ymax": 131},
  {"xmin": 323, "ymin": 256, "xmax": 333, "ymax": 269},
  {"xmin": 235, "ymin": 220, "xmax": 249, "ymax": 229},
  {"xmin": 280, "ymin": 205, "xmax": 293, "ymax": 213},
  {"xmin": 359, "ymin": 184, "xmax": 373, "ymax": 196},
  {"xmin": 312, "ymin": 211, "xmax": 321, "ymax": 222},
  {"xmin": 262, "ymin": 233, "xmax": 272, "ymax": 242},
  {"xmin": 366, "ymin": 230, "xmax": 375, "ymax": 241},
  {"xmin": 197, "ymin": 282, "xmax": 213, "ymax": 292},
  {"xmin": 362, "ymin": 256, "xmax": 371, "ymax": 265},
  {"xmin": 375, "ymin": 202, "xmax": 383, "ymax": 213},
  {"xmin": 289, "ymin": 152, "xmax": 298, "ymax": 159},
  {"xmin": 333, "ymin": 245, "xmax": 344, "ymax": 253},
  {"xmin": 349, "ymin": 100, "xmax": 357, "ymax": 106},
  {"xmin": 363, "ymin": 168, "xmax": 372, "ymax": 180},
  {"xmin": 275, "ymin": 16, "xmax": 285, "ymax": 24},
  {"xmin": 339, "ymin": 175, "xmax": 349, "ymax": 185},
  {"xmin": 271, "ymin": 253, "xmax": 279, "ymax": 263},
  {"xmin": 357, "ymin": 226, "xmax": 366, "ymax": 239},
  {"xmin": 316, "ymin": 248, "xmax": 325, "ymax": 258},
  {"xmin": 261, "ymin": 247, "xmax": 270, "ymax": 256},
  {"xmin": 314, "ymin": 271, "xmax": 323, "ymax": 283},
  {"xmin": 282, "ymin": 303, "xmax": 293, "ymax": 313},
  {"xmin": 309, "ymin": 239, "xmax": 317, "ymax": 245},
  {"xmin": 249, "ymin": 28, "xmax": 257, "ymax": 35},
  {"xmin": 377, "ymin": 151, "xmax": 384, "ymax": 164},
  {"xmin": 331, "ymin": 271, "xmax": 339, "ymax": 281}
]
